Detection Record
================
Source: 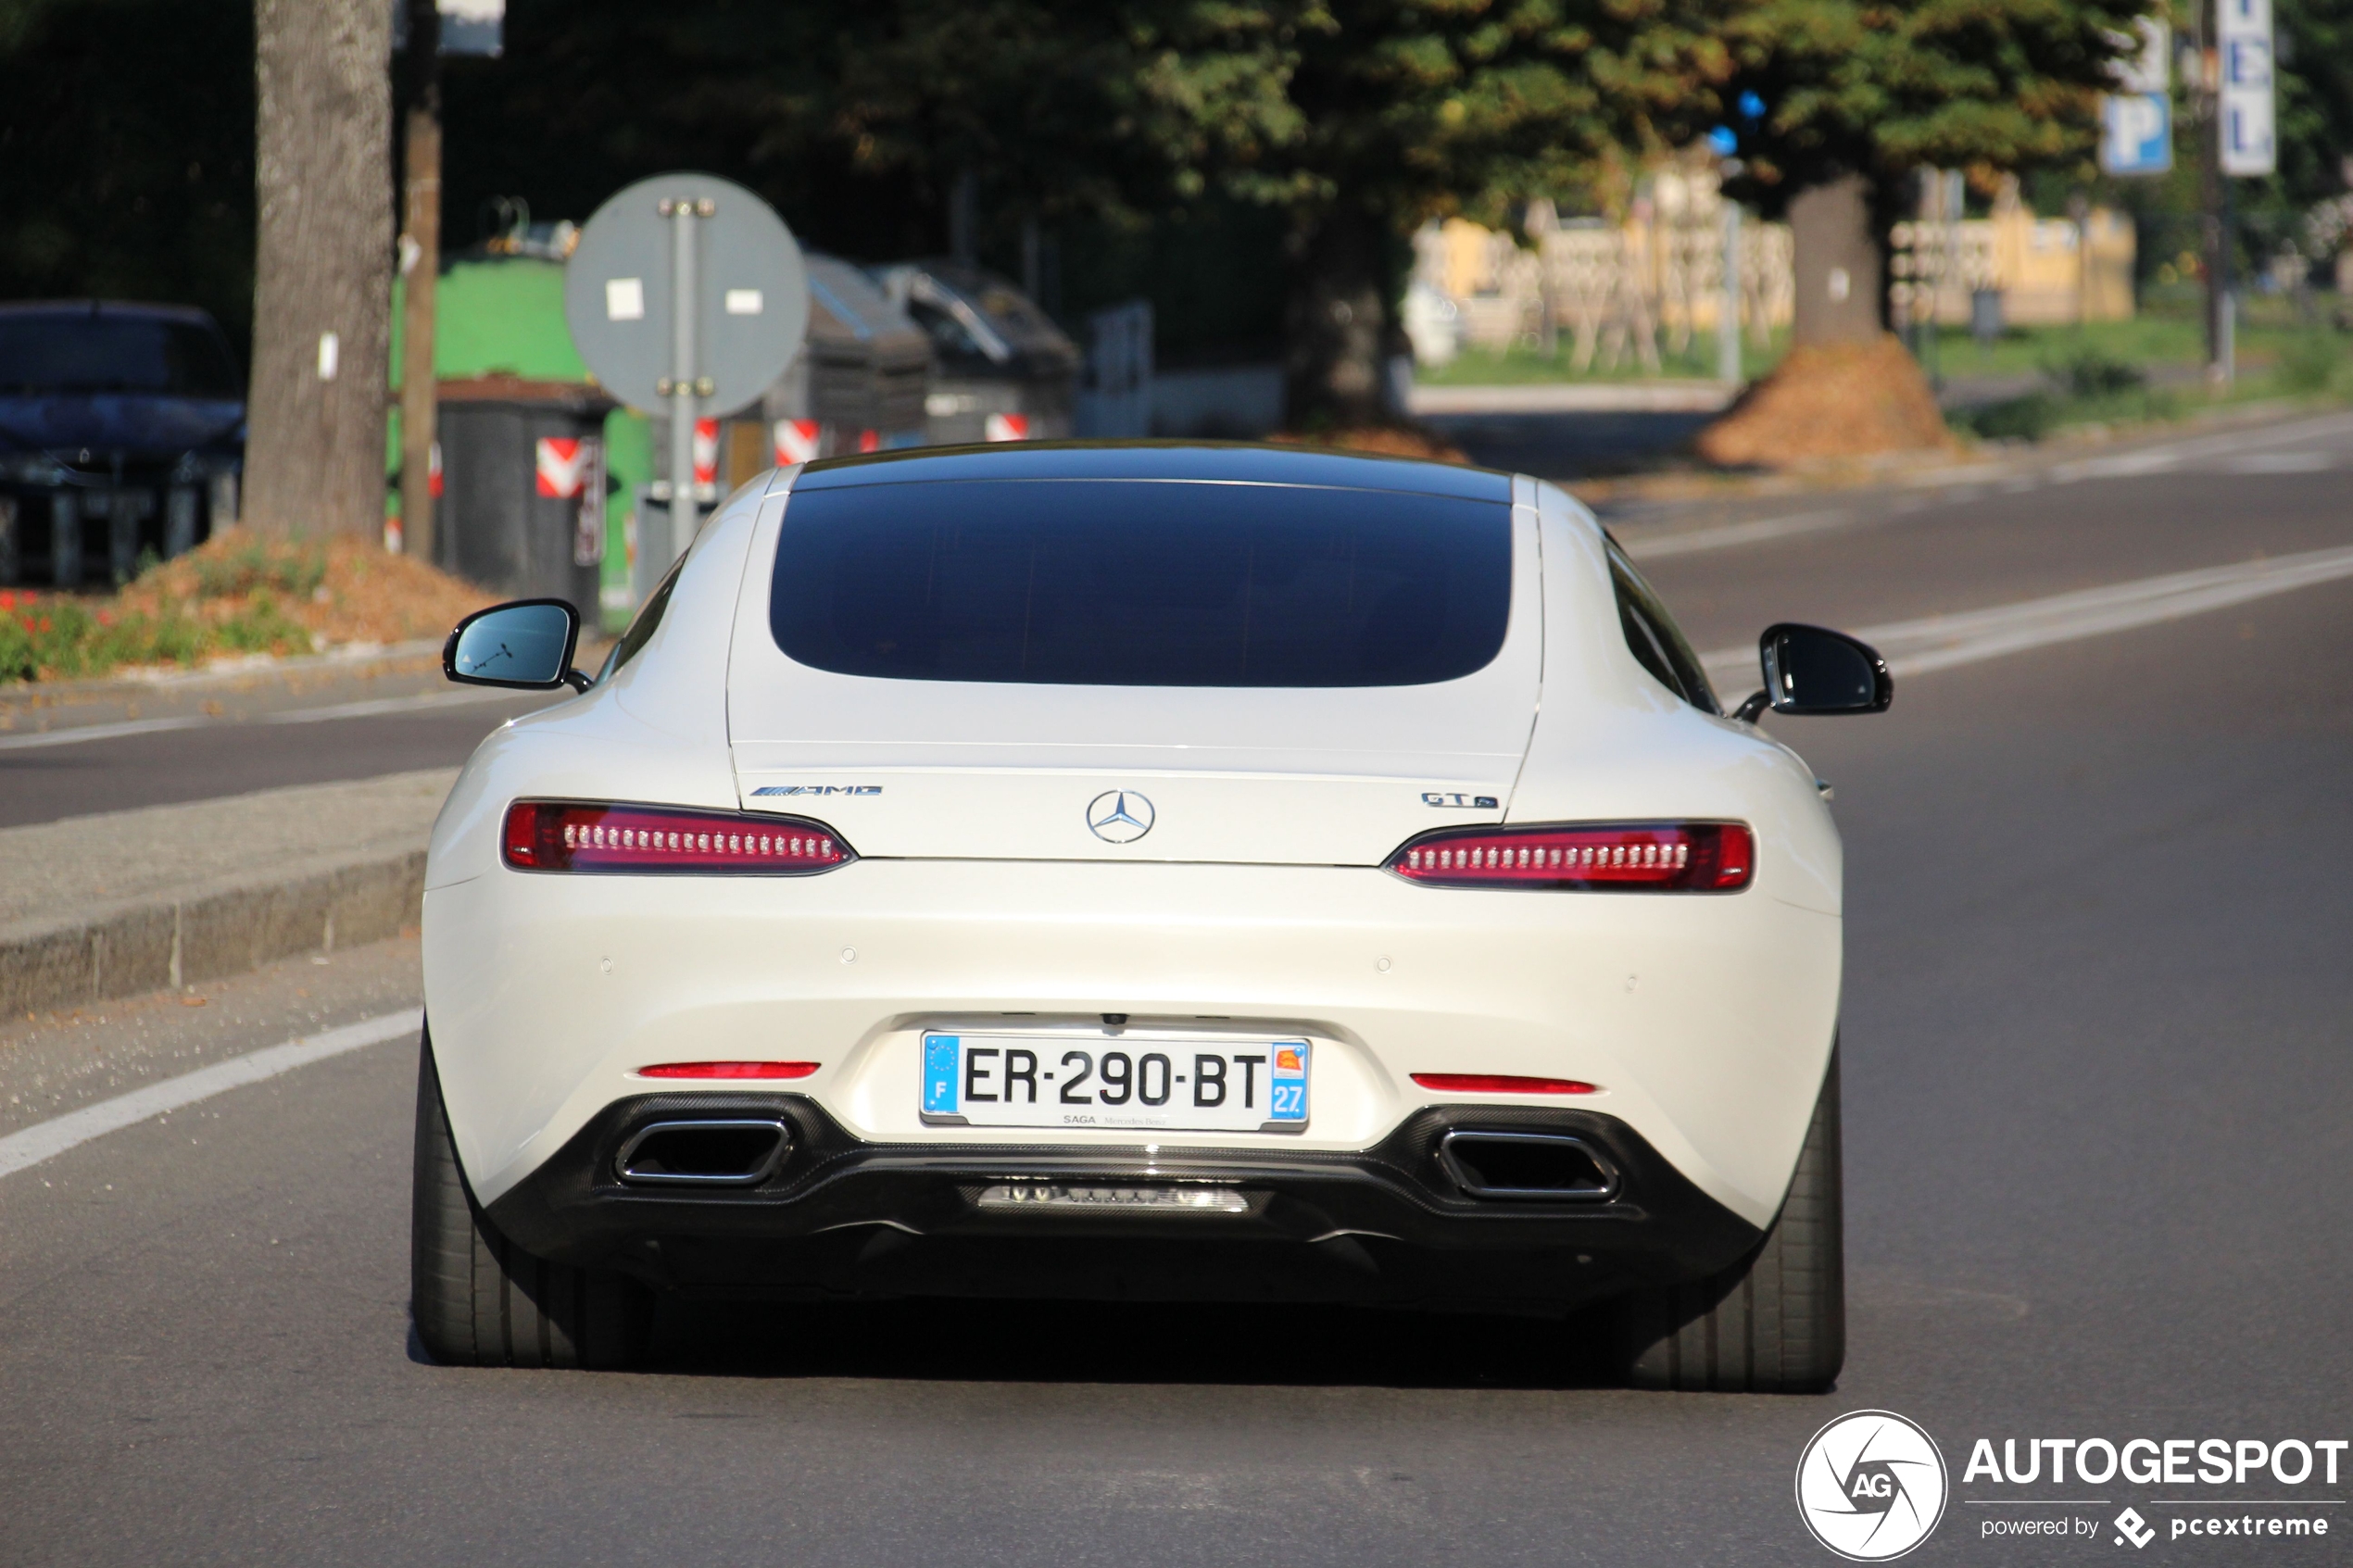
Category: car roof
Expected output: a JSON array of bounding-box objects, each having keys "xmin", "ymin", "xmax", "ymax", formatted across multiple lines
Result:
[
  {"xmin": 0, "ymin": 299, "xmax": 224, "ymax": 329},
  {"xmin": 795, "ymin": 440, "xmax": 1514, "ymax": 501}
]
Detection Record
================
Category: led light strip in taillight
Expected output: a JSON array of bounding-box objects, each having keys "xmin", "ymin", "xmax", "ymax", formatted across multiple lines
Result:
[
  {"xmin": 502, "ymin": 800, "xmax": 855, "ymax": 874},
  {"xmin": 1385, "ymin": 821, "xmax": 1753, "ymax": 892}
]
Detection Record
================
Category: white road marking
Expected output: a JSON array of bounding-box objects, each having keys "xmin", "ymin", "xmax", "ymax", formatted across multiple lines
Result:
[
  {"xmin": 0, "ymin": 685, "xmax": 521, "ymax": 751},
  {"xmin": 0, "ymin": 715, "xmax": 211, "ymax": 750},
  {"xmin": 259, "ymin": 688, "xmax": 529, "ymax": 724},
  {"xmin": 1702, "ymin": 543, "xmax": 2353, "ymax": 690},
  {"xmin": 0, "ymin": 1009, "xmax": 422, "ymax": 1180},
  {"xmin": 2221, "ymin": 452, "xmax": 2334, "ymax": 474},
  {"xmin": 1619, "ymin": 508, "xmax": 1854, "ymax": 560}
]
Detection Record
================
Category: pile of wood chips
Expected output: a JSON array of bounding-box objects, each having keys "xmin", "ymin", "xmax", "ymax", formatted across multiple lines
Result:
[
  {"xmin": 1697, "ymin": 334, "xmax": 1955, "ymax": 469},
  {"xmin": 118, "ymin": 527, "xmax": 496, "ymax": 650}
]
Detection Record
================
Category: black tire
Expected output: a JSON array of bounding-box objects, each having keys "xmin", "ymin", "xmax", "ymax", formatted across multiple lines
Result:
[
  {"xmin": 409, "ymin": 1036, "xmax": 651, "ymax": 1369},
  {"xmin": 1612, "ymin": 1047, "xmax": 1844, "ymax": 1393}
]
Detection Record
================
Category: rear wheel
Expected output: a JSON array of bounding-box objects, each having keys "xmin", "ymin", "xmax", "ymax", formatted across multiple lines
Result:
[
  {"xmin": 1611, "ymin": 1047, "xmax": 1843, "ymax": 1393},
  {"xmin": 410, "ymin": 1036, "xmax": 651, "ymax": 1369}
]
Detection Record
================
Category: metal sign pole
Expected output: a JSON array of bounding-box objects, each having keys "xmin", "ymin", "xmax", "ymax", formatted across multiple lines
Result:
[
  {"xmin": 663, "ymin": 195, "xmax": 701, "ymax": 561},
  {"xmin": 1718, "ymin": 198, "xmax": 1743, "ymax": 386}
]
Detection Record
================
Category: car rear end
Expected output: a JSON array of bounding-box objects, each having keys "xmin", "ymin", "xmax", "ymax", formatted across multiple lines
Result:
[{"xmin": 423, "ymin": 445, "xmax": 1842, "ymax": 1320}]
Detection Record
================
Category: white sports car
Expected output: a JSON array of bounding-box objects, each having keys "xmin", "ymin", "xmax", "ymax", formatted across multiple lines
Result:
[{"xmin": 412, "ymin": 443, "xmax": 1890, "ymax": 1386}]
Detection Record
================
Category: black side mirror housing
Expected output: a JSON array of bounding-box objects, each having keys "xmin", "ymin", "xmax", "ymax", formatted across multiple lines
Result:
[
  {"xmin": 444, "ymin": 599, "xmax": 591, "ymax": 692},
  {"xmin": 1732, "ymin": 622, "xmax": 1893, "ymax": 721}
]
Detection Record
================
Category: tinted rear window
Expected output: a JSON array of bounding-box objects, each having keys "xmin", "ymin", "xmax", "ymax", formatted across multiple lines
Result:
[{"xmin": 770, "ymin": 479, "xmax": 1512, "ymax": 687}]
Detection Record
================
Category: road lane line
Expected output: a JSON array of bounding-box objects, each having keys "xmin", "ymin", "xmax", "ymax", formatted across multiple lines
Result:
[
  {"xmin": 0, "ymin": 1008, "xmax": 421, "ymax": 1180},
  {"xmin": 0, "ymin": 715, "xmax": 214, "ymax": 750},
  {"xmin": 1620, "ymin": 509, "xmax": 1854, "ymax": 560},
  {"xmin": 2221, "ymin": 452, "xmax": 2334, "ymax": 474},
  {"xmin": 259, "ymin": 688, "xmax": 527, "ymax": 724},
  {"xmin": 0, "ymin": 685, "xmax": 521, "ymax": 751},
  {"xmin": 1701, "ymin": 544, "xmax": 2353, "ymax": 691}
]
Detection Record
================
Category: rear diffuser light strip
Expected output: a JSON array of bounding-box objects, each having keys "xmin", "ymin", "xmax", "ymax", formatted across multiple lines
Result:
[
  {"xmin": 1412, "ymin": 1073, "xmax": 1598, "ymax": 1095},
  {"xmin": 638, "ymin": 1061, "xmax": 819, "ymax": 1080}
]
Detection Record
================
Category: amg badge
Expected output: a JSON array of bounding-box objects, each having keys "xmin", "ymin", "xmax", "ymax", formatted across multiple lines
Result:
[{"xmin": 751, "ymin": 784, "xmax": 883, "ymax": 797}]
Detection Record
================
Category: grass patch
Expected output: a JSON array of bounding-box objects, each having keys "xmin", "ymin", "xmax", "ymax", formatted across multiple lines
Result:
[
  {"xmin": 1416, "ymin": 328, "xmax": 1789, "ymax": 386},
  {"xmin": 1944, "ymin": 295, "xmax": 2352, "ymax": 444},
  {"xmin": 0, "ymin": 588, "xmax": 309, "ymax": 683}
]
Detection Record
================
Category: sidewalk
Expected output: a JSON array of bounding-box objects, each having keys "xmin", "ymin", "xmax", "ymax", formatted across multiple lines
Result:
[{"xmin": 0, "ymin": 770, "xmax": 455, "ymax": 1013}]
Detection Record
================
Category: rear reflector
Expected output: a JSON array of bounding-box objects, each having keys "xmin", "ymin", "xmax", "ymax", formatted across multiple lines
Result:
[
  {"xmin": 637, "ymin": 1061, "xmax": 820, "ymax": 1080},
  {"xmin": 503, "ymin": 800, "xmax": 853, "ymax": 873},
  {"xmin": 1385, "ymin": 821, "xmax": 1753, "ymax": 892},
  {"xmin": 1412, "ymin": 1073, "xmax": 1598, "ymax": 1095}
]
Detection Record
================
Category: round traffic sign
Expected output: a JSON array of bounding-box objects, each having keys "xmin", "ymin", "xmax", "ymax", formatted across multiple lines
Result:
[{"xmin": 563, "ymin": 171, "xmax": 809, "ymax": 416}]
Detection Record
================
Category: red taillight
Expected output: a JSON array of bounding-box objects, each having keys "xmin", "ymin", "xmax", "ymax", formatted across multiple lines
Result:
[
  {"xmin": 502, "ymin": 801, "xmax": 854, "ymax": 873},
  {"xmin": 1384, "ymin": 821, "xmax": 1753, "ymax": 892},
  {"xmin": 637, "ymin": 1061, "xmax": 820, "ymax": 1080},
  {"xmin": 1411, "ymin": 1073, "xmax": 1598, "ymax": 1095}
]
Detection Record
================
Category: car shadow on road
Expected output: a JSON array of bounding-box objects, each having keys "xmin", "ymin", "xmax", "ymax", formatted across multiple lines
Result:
[{"xmin": 644, "ymin": 1294, "xmax": 1629, "ymax": 1390}]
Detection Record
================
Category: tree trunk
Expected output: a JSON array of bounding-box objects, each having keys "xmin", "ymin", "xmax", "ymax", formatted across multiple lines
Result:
[
  {"xmin": 396, "ymin": 0, "xmax": 442, "ymax": 564},
  {"xmin": 1788, "ymin": 174, "xmax": 1882, "ymax": 347},
  {"xmin": 1284, "ymin": 207, "xmax": 1390, "ymax": 429},
  {"xmin": 245, "ymin": 0, "xmax": 394, "ymax": 539}
]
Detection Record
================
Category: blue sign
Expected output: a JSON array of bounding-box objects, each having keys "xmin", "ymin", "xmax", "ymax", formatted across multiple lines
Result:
[{"xmin": 2099, "ymin": 93, "xmax": 2172, "ymax": 177}]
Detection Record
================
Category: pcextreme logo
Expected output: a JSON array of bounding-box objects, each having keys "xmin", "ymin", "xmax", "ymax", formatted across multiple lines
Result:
[{"xmin": 1796, "ymin": 1410, "xmax": 1952, "ymax": 1561}]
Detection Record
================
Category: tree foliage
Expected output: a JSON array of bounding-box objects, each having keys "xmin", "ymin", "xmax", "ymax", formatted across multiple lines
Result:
[
  {"xmin": 1709, "ymin": 0, "xmax": 2157, "ymax": 215},
  {"xmin": 0, "ymin": 0, "xmax": 255, "ymax": 353}
]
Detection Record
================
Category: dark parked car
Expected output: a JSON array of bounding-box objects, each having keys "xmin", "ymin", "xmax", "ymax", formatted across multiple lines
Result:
[{"xmin": 0, "ymin": 301, "xmax": 245, "ymax": 586}]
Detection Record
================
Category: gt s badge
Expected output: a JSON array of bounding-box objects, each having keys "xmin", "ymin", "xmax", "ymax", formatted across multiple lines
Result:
[
  {"xmin": 1422, "ymin": 792, "xmax": 1499, "ymax": 809},
  {"xmin": 752, "ymin": 784, "xmax": 883, "ymax": 797}
]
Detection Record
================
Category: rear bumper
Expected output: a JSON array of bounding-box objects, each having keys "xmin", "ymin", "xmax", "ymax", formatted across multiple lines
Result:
[
  {"xmin": 424, "ymin": 858, "xmax": 1843, "ymax": 1229},
  {"xmin": 483, "ymin": 1092, "xmax": 1766, "ymax": 1311}
]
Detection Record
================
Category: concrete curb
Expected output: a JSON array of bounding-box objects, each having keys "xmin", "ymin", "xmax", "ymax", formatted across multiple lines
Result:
[
  {"xmin": 0, "ymin": 769, "xmax": 455, "ymax": 1016},
  {"xmin": 1, "ymin": 850, "xmax": 426, "ymax": 1014}
]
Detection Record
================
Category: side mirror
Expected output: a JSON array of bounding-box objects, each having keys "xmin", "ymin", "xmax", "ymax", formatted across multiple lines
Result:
[
  {"xmin": 1731, "ymin": 622, "xmax": 1892, "ymax": 721},
  {"xmin": 444, "ymin": 599, "xmax": 591, "ymax": 693}
]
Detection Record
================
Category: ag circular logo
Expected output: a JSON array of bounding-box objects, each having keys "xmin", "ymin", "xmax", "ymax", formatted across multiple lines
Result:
[
  {"xmin": 1795, "ymin": 1410, "xmax": 1949, "ymax": 1562},
  {"xmin": 1086, "ymin": 789, "xmax": 1154, "ymax": 844}
]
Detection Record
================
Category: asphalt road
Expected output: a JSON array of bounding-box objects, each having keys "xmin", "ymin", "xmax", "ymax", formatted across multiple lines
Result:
[{"xmin": 3, "ymin": 414, "xmax": 2351, "ymax": 1563}]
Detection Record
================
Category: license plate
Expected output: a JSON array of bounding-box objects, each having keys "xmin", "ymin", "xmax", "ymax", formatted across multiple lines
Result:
[{"xmin": 921, "ymin": 1033, "xmax": 1309, "ymax": 1133}]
